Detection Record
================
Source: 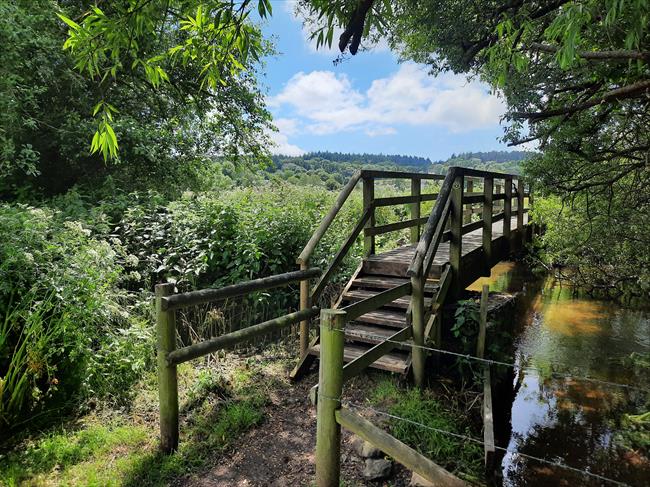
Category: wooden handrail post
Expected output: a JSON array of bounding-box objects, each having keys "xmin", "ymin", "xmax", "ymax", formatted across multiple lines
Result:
[
  {"xmin": 476, "ymin": 285, "xmax": 488, "ymax": 359},
  {"xmin": 315, "ymin": 308, "xmax": 346, "ymax": 487},
  {"xmin": 464, "ymin": 178, "xmax": 474, "ymax": 224},
  {"xmin": 495, "ymin": 182, "xmax": 503, "ymax": 213},
  {"xmin": 503, "ymin": 177, "xmax": 512, "ymax": 241},
  {"xmin": 410, "ymin": 275, "xmax": 426, "ymax": 388},
  {"xmin": 482, "ymin": 177, "xmax": 493, "ymax": 274},
  {"xmin": 156, "ymin": 283, "xmax": 179, "ymax": 453},
  {"xmin": 363, "ymin": 176, "xmax": 375, "ymax": 257},
  {"xmin": 410, "ymin": 177, "xmax": 421, "ymax": 244},
  {"xmin": 450, "ymin": 172, "xmax": 464, "ymax": 300},
  {"xmin": 517, "ymin": 179, "xmax": 525, "ymax": 234},
  {"xmin": 299, "ymin": 262, "xmax": 310, "ymax": 356}
]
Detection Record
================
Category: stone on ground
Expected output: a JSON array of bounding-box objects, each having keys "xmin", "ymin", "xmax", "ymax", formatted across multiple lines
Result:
[
  {"xmin": 363, "ymin": 458, "xmax": 392, "ymax": 480},
  {"xmin": 352, "ymin": 438, "xmax": 382, "ymax": 458}
]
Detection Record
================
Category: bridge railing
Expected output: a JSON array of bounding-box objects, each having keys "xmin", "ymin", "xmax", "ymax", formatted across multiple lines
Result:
[
  {"xmin": 154, "ymin": 268, "xmax": 320, "ymax": 453},
  {"xmin": 295, "ymin": 169, "xmax": 444, "ymax": 359},
  {"xmin": 407, "ymin": 166, "xmax": 530, "ymax": 386}
]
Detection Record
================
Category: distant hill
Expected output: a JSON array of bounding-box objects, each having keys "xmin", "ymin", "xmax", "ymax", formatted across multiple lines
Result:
[
  {"xmin": 432, "ymin": 150, "xmax": 533, "ymax": 175},
  {"xmin": 304, "ymin": 151, "xmax": 432, "ymax": 168}
]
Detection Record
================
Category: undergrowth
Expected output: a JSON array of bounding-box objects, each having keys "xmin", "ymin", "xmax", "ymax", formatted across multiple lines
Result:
[
  {"xmin": 370, "ymin": 378, "xmax": 484, "ymax": 483},
  {"xmin": 0, "ymin": 354, "xmax": 283, "ymax": 487}
]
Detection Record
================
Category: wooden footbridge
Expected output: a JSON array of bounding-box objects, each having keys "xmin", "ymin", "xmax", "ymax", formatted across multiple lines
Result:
[
  {"xmin": 292, "ymin": 166, "xmax": 532, "ymax": 386},
  {"xmin": 153, "ymin": 165, "xmax": 532, "ymax": 460}
]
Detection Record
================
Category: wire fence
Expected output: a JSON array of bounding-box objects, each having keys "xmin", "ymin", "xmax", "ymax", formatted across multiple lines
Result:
[
  {"xmin": 317, "ymin": 393, "xmax": 633, "ymax": 487},
  {"xmin": 317, "ymin": 324, "xmax": 649, "ymax": 486}
]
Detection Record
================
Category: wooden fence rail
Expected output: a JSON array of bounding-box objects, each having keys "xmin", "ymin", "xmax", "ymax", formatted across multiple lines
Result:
[
  {"xmin": 315, "ymin": 307, "xmax": 467, "ymax": 486},
  {"xmin": 155, "ymin": 268, "xmax": 320, "ymax": 453}
]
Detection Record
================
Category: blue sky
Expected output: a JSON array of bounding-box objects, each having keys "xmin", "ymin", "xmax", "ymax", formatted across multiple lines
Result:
[{"xmin": 260, "ymin": 3, "xmax": 510, "ymax": 161}]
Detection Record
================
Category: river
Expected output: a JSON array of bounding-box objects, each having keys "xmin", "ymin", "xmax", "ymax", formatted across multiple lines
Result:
[{"xmin": 469, "ymin": 262, "xmax": 650, "ymax": 486}]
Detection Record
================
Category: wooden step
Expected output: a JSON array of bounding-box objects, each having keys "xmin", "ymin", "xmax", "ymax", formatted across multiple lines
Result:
[
  {"xmin": 353, "ymin": 309, "xmax": 407, "ymax": 328},
  {"xmin": 342, "ymin": 289, "xmax": 432, "ymax": 310},
  {"xmin": 311, "ymin": 343, "xmax": 410, "ymax": 374},
  {"xmin": 345, "ymin": 322, "xmax": 402, "ymax": 344},
  {"xmin": 353, "ymin": 275, "xmax": 440, "ymax": 294}
]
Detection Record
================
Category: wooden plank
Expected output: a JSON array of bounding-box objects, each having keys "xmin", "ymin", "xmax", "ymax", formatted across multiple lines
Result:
[
  {"xmin": 353, "ymin": 309, "xmax": 407, "ymax": 328},
  {"xmin": 361, "ymin": 169, "xmax": 445, "ymax": 180},
  {"xmin": 410, "ymin": 274, "xmax": 426, "ymax": 387},
  {"xmin": 333, "ymin": 262, "xmax": 363, "ymax": 310},
  {"xmin": 345, "ymin": 322, "xmax": 406, "ymax": 344},
  {"xmin": 343, "ymin": 326, "xmax": 412, "ymax": 380},
  {"xmin": 167, "ymin": 307, "xmax": 320, "ymax": 365},
  {"xmin": 482, "ymin": 177, "xmax": 493, "ymax": 271},
  {"xmin": 298, "ymin": 171, "xmax": 361, "ymax": 265},
  {"xmin": 462, "ymin": 193, "xmax": 485, "ymax": 204},
  {"xmin": 483, "ymin": 367, "xmax": 495, "ymax": 471},
  {"xmin": 504, "ymin": 177, "xmax": 512, "ymax": 240},
  {"xmin": 476, "ymin": 285, "xmax": 488, "ymax": 359},
  {"xmin": 336, "ymin": 408, "xmax": 468, "ymax": 487},
  {"xmin": 312, "ymin": 343, "xmax": 410, "ymax": 373},
  {"xmin": 461, "ymin": 220, "xmax": 483, "ymax": 235},
  {"xmin": 341, "ymin": 283, "xmax": 412, "ymax": 321},
  {"xmin": 353, "ymin": 276, "xmax": 439, "ymax": 293},
  {"xmin": 343, "ymin": 287, "xmax": 430, "ymax": 310},
  {"xmin": 163, "ymin": 268, "xmax": 320, "ymax": 311},
  {"xmin": 365, "ymin": 216, "xmax": 429, "ymax": 237},
  {"xmin": 299, "ymin": 262, "xmax": 311, "ymax": 357},
  {"xmin": 373, "ymin": 193, "xmax": 436, "ymax": 207}
]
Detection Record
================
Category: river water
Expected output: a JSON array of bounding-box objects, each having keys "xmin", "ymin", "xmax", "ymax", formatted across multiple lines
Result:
[{"xmin": 469, "ymin": 262, "xmax": 650, "ymax": 486}]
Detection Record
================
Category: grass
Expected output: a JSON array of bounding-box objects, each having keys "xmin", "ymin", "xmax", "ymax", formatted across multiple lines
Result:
[
  {"xmin": 0, "ymin": 353, "xmax": 286, "ymax": 487},
  {"xmin": 369, "ymin": 378, "xmax": 484, "ymax": 483}
]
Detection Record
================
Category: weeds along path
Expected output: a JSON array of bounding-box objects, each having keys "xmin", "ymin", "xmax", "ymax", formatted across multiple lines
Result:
[{"xmin": 183, "ymin": 366, "xmax": 411, "ymax": 487}]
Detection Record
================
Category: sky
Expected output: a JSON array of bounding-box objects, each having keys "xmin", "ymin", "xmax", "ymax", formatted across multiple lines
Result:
[{"xmin": 259, "ymin": 3, "xmax": 511, "ymax": 161}]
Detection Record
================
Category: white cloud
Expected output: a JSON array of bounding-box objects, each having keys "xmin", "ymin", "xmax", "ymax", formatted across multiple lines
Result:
[
  {"xmin": 269, "ymin": 64, "xmax": 505, "ymax": 136},
  {"xmin": 268, "ymin": 120, "xmax": 305, "ymax": 156}
]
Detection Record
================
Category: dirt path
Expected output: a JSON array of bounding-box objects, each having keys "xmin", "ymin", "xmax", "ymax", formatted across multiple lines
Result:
[{"xmin": 181, "ymin": 368, "xmax": 410, "ymax": 487}]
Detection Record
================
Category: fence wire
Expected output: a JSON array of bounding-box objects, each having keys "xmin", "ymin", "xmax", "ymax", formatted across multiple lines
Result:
[{"xmin": 317, "ymin": 393, "xmax": 633, "ymax": 487}]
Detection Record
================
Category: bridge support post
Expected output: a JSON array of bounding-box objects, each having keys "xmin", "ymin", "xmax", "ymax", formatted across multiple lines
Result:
[
  {"xmin": 482, "ymin": 177, "xmax": 493, "ymax": 274},
  {"xmin": 410, "ymin": 275, "xmax": 426, "ymax": 388},
  {"xmin": 410, "ymin": 177, "xmax": 421, "ymax": 243},
  {"xmin": 315, "ymin": 309, "xmax": 346, "ymax": 487},
  {"xmin": 450, "ymin": 172, "xmax": 464, "ymax": 300},
  {"xmin": 156, "ymin": 283, "xmax": 179, "ymax": 454},
  {"xmin": 363, "ymin": 176, "xmax": 375, "ymax": 257}
]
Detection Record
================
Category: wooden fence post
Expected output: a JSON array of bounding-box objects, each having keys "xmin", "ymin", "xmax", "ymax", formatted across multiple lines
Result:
[
  {"xmin": 156, "ymin": 283, "xmax": 179, "ymax": 453},
  {"xmin": 503, "ymin": 177, "xmax": 512, "ymax": 242},
  {"xmin": 482, "ymin": 177, "xmax": 493, "ymax": 275},
  {"xmin": 299, "ymin": 261, "xmax": 310, "ymax": 356},
  {"xmin": 363, "ymin": 176, "xmax": 375, "ymax": 257},
  {"xmin": 410, "ymin": 275, "xmax": 426, "ymax": 388},
  {"xmin": 410, "ymin": 177, "xmax": 421, "ymax": 244},
  {"xmin": 464, "ymin": 178, "xmax": 474, "ymax": 224},
  {"xmin": 476, "ymin": 285, "xmax": 488, "ymax": 360},
  {"xmin": 316, "ymin": 308, "xmax": 346, "ymax": 487},
  {"xmin": 495, "ymin": 182, "xmax": 503, "ymax": 214},
  {"xmin": 517, "ymin": 179, "xmax": 525, "ymax": 247},
  {"xmin": 450, "ymin": 172, "xmax": 464, "ymax": 300}
]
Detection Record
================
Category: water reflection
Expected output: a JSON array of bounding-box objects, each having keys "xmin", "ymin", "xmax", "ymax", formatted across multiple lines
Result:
[{"xmin": 468, "ymin": 264, "xmax": 650, "ymax": 486}]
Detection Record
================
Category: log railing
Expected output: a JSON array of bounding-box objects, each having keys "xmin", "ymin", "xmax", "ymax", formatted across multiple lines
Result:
[
  {"xmin": 155, "ymin": 268, "xmax": 320, "ymax": 453},
  {"xmin": 296, "ymin": 169, "xmax": 444, "ymax": 357}
]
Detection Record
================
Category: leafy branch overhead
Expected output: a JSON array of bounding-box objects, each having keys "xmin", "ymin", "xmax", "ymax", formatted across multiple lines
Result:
[{"xmin": 58, "ymin": 0, "xmax": 273, "ymax": 160}]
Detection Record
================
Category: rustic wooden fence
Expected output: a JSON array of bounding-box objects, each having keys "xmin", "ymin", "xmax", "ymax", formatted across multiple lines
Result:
[{"xmin": 155, "ymin": 268, "xmax": 321, "ymax": 453}]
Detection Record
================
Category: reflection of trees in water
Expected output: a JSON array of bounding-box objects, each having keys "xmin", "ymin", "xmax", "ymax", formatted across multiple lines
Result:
[{"xmin": 504, "ymin": 377, "xmax": 650, "ymax": 486}]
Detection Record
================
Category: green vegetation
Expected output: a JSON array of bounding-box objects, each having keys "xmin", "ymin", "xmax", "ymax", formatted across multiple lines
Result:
[
  {"xmin": 0, "ymin": 356, "xmax": 277, "ymax": 487},
  {"xmin": 432, "ymin": 150, "xmax": 530, "ymax": 175},
  {"xmin": 370, "ymin": 378, "xmax": 483, "ymax": 482}
]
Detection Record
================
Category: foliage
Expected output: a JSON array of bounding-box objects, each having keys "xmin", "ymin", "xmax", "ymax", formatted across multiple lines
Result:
[
  {"xmin": 301, "ymin": 0, "xmax": 650, "ymax": 293},
  {"xmin": 370, "ymin": 379, "xmax": 483, "ymax": 481},
  {"xmin": 431, "ymin": 150, "xmax": 530, "ymax": 175},
  {"xmin": 58, "ymin": 0, "xmax": 273, "ymax": 160},
  {"xmin": 0, "ymin": 0, "xmax": 272, "ymax": 198}
]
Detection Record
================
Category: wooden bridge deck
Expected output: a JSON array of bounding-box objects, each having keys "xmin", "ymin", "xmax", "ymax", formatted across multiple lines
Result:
[{"xmin": 364, "ymin": 214, "xmax": 528, "ymax": 280}]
